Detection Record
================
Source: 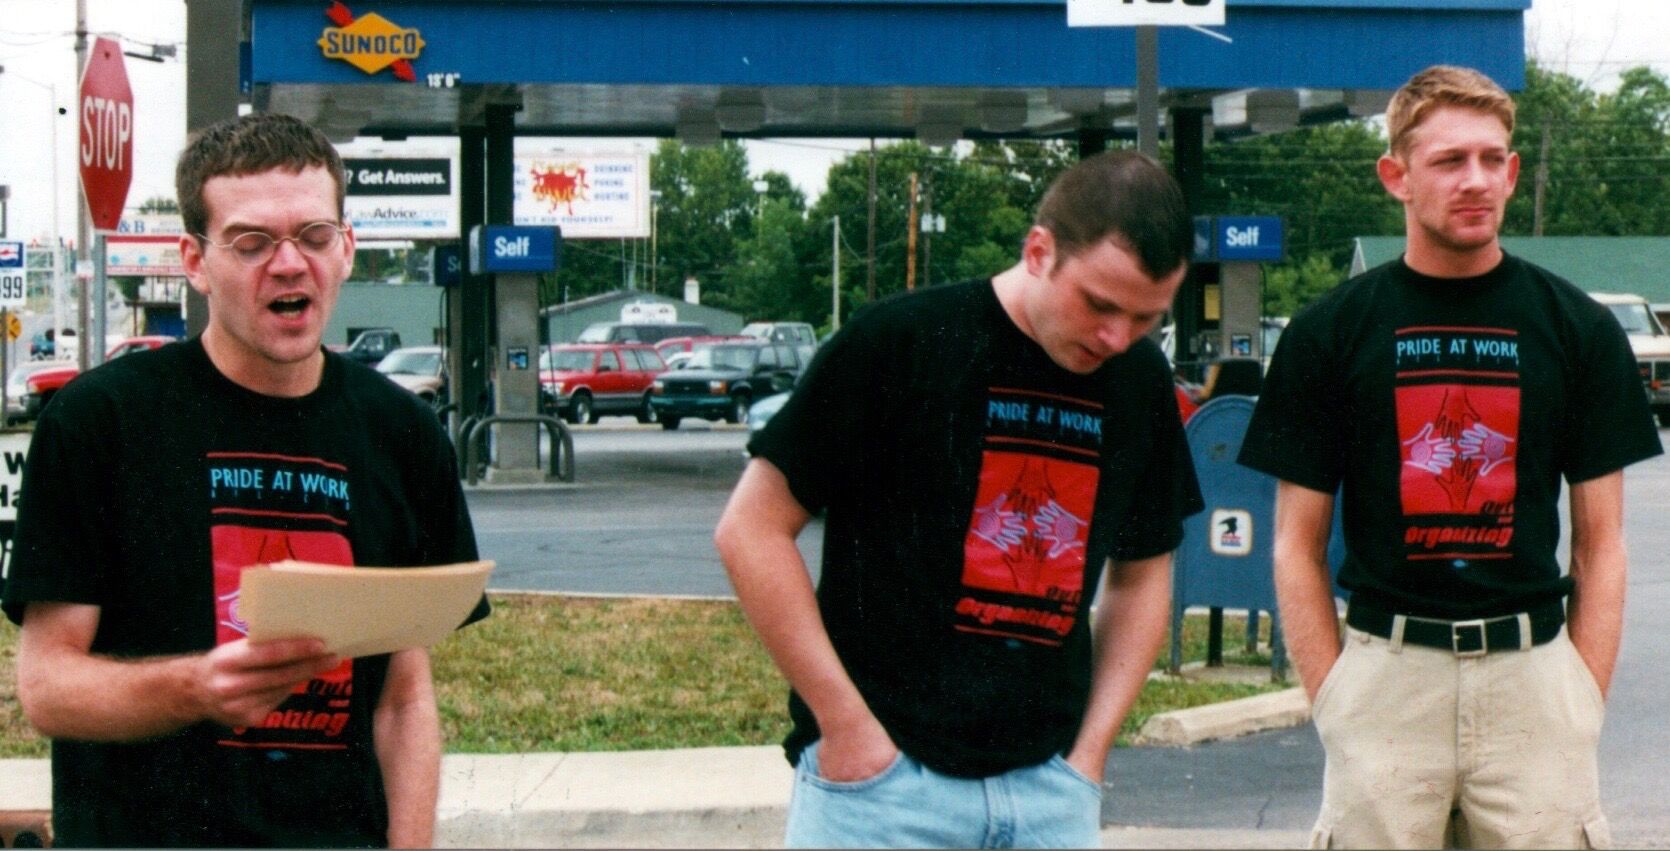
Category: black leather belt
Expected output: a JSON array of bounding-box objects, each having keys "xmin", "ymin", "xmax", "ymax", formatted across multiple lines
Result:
[{"xmin": 1346, "ymin": 599, "xmax": 1565, "ymax": 657}]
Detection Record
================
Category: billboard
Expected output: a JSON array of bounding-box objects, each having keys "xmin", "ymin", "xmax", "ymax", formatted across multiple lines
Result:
[
  {"xmin": 337, "ymin": 139, "xmax": 460, "ymax": 240},
  {"xmin": 513, "ymin": 142, "xmax": 650, "ymax": 239}
]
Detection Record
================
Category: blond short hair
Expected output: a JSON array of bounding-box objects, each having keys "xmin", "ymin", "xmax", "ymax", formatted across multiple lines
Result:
[{"xmin": 1385, "ymin": 65, "xmax": 1516, "ymax": 156}]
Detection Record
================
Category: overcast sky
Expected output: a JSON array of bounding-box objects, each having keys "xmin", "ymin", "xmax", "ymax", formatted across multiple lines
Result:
[{"xmin": 1, "ymin": 0, "xmax": 1666, "ymax": 245}]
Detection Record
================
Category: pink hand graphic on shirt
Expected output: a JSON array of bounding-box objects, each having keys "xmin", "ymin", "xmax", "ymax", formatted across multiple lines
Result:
[
  {"xmin": 1402, "ymin": 422, "xmax": 1457, "ymax": 474},
  {"xmin": 972, "ymin": 493, "xmax": 1028, "ymax": 552},
  {"xmin": 1457, "ymin": 422, "xmax": 1515, "ymax": 477},
  {"xmin": 1034, "ymin": 499, "xmax": 1088, "ymax": 559}
]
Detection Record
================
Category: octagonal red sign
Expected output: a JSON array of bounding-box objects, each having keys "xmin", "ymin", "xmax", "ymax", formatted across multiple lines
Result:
[{"xmin": 79, "ymin": 37, "xmax": 134, "ymax": 232}]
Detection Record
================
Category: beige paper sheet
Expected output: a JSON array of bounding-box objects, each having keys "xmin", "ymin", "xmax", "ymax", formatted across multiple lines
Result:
[{"xmin": 239, "ymin": 560, "xmax": 493, "ymax": 658}]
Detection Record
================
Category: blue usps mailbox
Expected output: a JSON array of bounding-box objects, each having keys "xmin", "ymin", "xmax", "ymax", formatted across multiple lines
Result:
[
  {"xmin": 1171, "ymin": 395, "xmax": 1345, "ymax": 681},
  {"xmin": 1171, "ymin": 396, "xmax": 1282, "ymax": 675}
]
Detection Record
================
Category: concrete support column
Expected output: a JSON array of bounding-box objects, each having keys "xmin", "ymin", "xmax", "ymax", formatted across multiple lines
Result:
[
  {"xmin": 1077, "ymin": 126, "xmax": 1108, "ymax": 158},
  {"xmin": 482, "ymin": 102, "xmax": 541, "ymax": 482},
  {"xmin": 1171, "ymin": 108, "xmax": 1209, "ymax": 372},
  {"xmin": 183, "ymin": 0, "xmax": 242, "ymax": 337},
  {"xmin": 453, "ymin": 125, "xmax": 486, "ymax": 434}
]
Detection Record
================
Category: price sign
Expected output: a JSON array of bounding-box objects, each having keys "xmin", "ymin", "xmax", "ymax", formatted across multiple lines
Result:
[{"xmin": 0, "ymin": 241, "xmax": 26, "ymax": 308}]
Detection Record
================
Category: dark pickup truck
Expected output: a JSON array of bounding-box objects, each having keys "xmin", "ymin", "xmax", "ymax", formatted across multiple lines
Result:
[
  {"xmin": 648, "ymin": 340, "xmax": 801, "ymax": 430},
  {"xmin": 332, "ymin": 328, "xmax": 402, "ymax": 365}
]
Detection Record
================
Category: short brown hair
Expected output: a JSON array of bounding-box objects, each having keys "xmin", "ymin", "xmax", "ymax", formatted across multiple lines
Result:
[
  {"xmin": 1034, "ymin": 150, "xmax": 1191, "ymax": 280},
  {"xmin": 1385, "ymin": 65, "xmax": 1516, "ymax": 156},
  {"xmin": 175, "ymin": 112, "xmax": 346, "ymax": 237}
]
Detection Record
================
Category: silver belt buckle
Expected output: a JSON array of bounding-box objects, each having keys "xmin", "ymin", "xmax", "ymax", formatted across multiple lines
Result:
[{"xmin": 1451, "ymin": 619, "xmax": 1488, "ymax": 657}]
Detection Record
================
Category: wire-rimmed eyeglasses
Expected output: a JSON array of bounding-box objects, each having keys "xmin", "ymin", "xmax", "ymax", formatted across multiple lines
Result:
[{"xmin": 195, "ymin": 222, "xmax": 347, "ymax": 266}]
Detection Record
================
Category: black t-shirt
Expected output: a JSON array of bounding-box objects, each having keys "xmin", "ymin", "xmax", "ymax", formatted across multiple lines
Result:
[
  {"xmin": 1, "ymin": 338, "xmax": 488, "ymax": 848},
  {"xmin": 749, "ymin": 279, "xmax": 1202, "ymax": 778},
  {"xmin": 1239, "ymin": 254, "xmax": 1662, "ymax": 619}
]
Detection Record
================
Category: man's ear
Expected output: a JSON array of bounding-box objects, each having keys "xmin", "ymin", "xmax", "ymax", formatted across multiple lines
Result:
[
  {"xmin": 1504, "ymin": 150, "xmax": 1521, "ymax": 197},
  {"xmin": 1377, "ymin": 153, "xmax": 1411, "ymax": 203},
  {"xmin": 1022, "ymin": 226, "xmax": 1055, "ymax": 278},
  {"xmin": 180, "ymin": 234, "xmax": 211, "ymax": 297}
]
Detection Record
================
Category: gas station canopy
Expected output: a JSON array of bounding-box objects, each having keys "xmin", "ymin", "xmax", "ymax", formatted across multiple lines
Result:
[{"xmin": 247, "ymin": 0, "xmax": 1529, "ymax": 142}]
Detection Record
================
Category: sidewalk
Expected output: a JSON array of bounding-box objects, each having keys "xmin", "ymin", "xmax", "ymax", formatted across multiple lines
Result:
[{"xmin": 2, "ymin": 748, "xmax": 1301, "ymax": 848}]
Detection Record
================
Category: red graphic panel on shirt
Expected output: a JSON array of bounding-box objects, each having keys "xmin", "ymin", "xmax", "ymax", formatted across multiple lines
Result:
[
  {"xmin": 206, "ymin": 452, "xmax": 356, "ymax": 751},
  {"xmin": 958, "ymin": 388, "xmax": 1102, "ymax": 647},
  {"xmin": 1393, "ymin": 327, "xmax": 1519, "ymax": 565}
]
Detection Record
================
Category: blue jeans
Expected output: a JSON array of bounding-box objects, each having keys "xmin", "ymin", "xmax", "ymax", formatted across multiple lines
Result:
[{"xmin": 784, "ymin": 740, "xmax": 1104, "ymax": 848}]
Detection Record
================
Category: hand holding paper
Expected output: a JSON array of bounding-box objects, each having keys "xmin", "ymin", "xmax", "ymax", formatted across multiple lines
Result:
[{"xmin": 239, "ymin": 560, "xmax": 494, "ymax": 658}]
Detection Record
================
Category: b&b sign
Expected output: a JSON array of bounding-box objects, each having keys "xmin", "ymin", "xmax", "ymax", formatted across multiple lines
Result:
[{"xmin": 1067, "ymin": 0, "xmax": 1225, "ymax": 27}]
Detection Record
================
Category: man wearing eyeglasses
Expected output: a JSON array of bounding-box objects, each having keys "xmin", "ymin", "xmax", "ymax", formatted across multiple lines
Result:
[{"xmin": 2, "ymin": 112, "xmax": 487, "ymax": 848}]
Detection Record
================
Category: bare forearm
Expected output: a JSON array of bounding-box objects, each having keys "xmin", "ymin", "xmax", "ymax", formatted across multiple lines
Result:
[
  {"xmin": 1568, "ymin": 472, "xmax": 1627, "ymax": 698},
  {"xmin": 1071, "ymin": 556, "xmax": 1172, "ymax": 761},
  {"xmin": 1274, "ymin": 547, "xmax": 1340, "ymax": 702},
  {"xmin": 717, "ymin": 523, "xmax": 872, "ymax": 730},
  {"xmin": 1567, "ymin": 552, "xmax": 1624, "ymax": 697},
  {"xmin": 18, "ymin": 649, "xmax": 206, "ymax": 741},
  {"xmin": 376, "ymin": 650, "xmax": 442, "ymax": 848}
]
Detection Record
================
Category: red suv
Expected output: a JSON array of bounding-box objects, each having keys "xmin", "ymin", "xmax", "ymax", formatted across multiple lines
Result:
[
  {"xmin": 540, "ymin": 343, "xmax": 667, "ymax": 424},
  {"xmin": 16, "ymin": 336, "xmax": 177, "ymax": 421}
]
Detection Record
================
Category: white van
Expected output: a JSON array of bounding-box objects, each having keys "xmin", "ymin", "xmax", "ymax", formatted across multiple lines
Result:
[{"xmin": 1590, "ymin": 292, "xmax": 1670, "ymax": 426}]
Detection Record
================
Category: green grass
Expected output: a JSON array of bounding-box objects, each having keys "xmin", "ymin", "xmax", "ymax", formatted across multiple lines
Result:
[{"xmin": 0, "ymin": 595, "xmax": 1286, "ymax": 758}]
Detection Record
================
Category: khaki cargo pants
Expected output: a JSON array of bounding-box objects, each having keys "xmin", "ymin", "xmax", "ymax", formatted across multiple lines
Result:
[{"xmin": 1307, "ymin": 625, "xmax": 1611, "ymax": 849}]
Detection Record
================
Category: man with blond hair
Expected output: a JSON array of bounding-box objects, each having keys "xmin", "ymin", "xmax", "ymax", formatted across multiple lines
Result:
[{"xmin": 1240, "ymin": 65, "xmax": 1659, "ymax": 849}]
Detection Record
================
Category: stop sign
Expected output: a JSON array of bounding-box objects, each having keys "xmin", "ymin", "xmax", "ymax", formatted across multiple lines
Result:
[{"xmin": 79, "ymin": 37, "xmax": 134, "ymax": 232}]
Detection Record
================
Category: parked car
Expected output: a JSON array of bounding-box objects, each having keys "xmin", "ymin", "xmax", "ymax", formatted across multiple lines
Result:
[
  {"xmin": 375, "ymin": 345, "xmax": 448, "ymax": 406},
  {"xmin": 14, "ymin": 336, "xmax": 177, "ymax": 421},
  {"xmin": 649, "ymin": 340, "xmax": 802, "ymax": 430},
  {"xmin": 1591, "ymin": 292, "xmax": 1670, "ymax": 425},
  {"xmin": 653, "ymin": 334, "xmax": 749, "ymax": 363},
  {"xmin": 5, "ymin": 361, "xmax": 66, "ymax": 423},
  {"xmin": 333, "ymin": 327, "xmax": 402, "ymax": 365},
  {"xmin": 575, "ymin": 321, "xmax": 710, "ymax": 346},
  {"xmin": 540, "ymin": 342, "xmax": 667, "ymax": 424},
  {"xmin": 28, "ymin": 327, "xmax": 76, "ymax": 361},
  {"xmin": 745, "ymin": 390, "xmax": 792, "ymax": 449},
  {"xmin": 739, "ymin": 321, "xmax": 818, "ymax": 365}
]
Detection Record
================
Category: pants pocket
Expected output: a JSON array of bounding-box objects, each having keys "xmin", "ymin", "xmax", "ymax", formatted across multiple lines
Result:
[
  {"xmin": 1047, "ymin": 754, "xmax": 1104, "ymax": 799},
  {"xmin": 800, "ymin": 741, "xmax": 908, "ymax": 793},
  {"xmin": 1581, "ymin": 814, "xmax": 1612, "ymax": 850},
  {"xmin": 1309, "ymin": 641, "xmax": 1357, "ymax": 723},
  {"xmin": 1307, "ymin": 821, "xmax": 1333, "ymax": 850},
  {"xmin": 1567, "ymin": 639, "xmax": 1606, "ymax": 714}
]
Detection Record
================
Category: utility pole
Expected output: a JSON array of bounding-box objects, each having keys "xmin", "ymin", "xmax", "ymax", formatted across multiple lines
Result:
[
  {"xmin": 831, "ymin": 214, "xmax": 841, "ymax": 332},
  {"xmin": 865, "ymin": 138, "xmax": 877, "ymax": 303},
  {"xmin": 905, "ymin": 172, "xmax": 919, "ymax": 291},
  {"xmin": 1136, "ymin": 26, "xmax": 1159, "ymax": 159},
  {"xmin": 75, "ymin": 0, "xmax": 92, "ymax": 368},
  {"xmin": 1533, "ymin": 122, "xmax": 1551, "ymax": 237}
]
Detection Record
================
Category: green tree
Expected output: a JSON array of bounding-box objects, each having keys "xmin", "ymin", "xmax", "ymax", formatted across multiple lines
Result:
[
  {"xmin": 1263, "ymin": 252, "xmax": 1346, "ymax": 317},
  {"xmin": 1509, "ymin": 63, "xmax": 1670, "ymax": 236},
  {"xmin": 137, "ymin": 195, "xmax": 179, "ymax": 215}
]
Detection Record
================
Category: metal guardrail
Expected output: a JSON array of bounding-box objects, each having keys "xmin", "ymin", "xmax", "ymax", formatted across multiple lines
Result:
[{"xmin": 461, "ymin": 414, "xmax": 574, "ymax": 485}]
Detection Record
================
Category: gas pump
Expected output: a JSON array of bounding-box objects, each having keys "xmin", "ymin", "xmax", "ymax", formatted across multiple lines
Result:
[{"xmin": 1178, "ymin": 215, "xmax": 1284, "ymax": 389}]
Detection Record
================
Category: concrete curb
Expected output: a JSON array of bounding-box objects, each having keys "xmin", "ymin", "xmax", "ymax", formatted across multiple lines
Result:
[
  {"xmin": 435, "ymin": 747, "xmax": 792, "ymax": 848},
  {"xmin": 1135, "ymin": 687, "xmax": 1311, "ymax": 746}
]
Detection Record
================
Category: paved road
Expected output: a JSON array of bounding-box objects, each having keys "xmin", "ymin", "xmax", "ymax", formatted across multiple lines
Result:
[
  {"xmin": 469, "ymin": 422, "xmax": 822, "ymax": 596},
  {"xmin": 1104, "ymin": 448, "xmax": 1670, "ymax": 844},
  {"xmin": 469, "ymin": 425, "xmax": 1670, "ymax": 843}
]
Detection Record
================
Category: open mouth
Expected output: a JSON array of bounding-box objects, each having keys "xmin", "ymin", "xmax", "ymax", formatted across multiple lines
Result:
[{"xmin": 269, "ymin": 296, "xmax": 312, "ymax": 317}]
